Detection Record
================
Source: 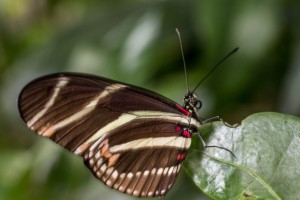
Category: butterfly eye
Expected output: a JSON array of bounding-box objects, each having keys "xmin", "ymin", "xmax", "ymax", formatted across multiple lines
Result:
[{"xmin": 196, "ymin": 100, "xmax": 202, "ymax": 109}]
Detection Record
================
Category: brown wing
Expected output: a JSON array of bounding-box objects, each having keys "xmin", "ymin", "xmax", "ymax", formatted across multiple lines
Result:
[{"xmin": 18, "ymin": 73, "xmax": 198, "ymax": 197}]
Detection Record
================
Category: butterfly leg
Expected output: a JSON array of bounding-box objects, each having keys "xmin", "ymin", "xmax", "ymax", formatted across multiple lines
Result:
[
  {"xmin": 197, "ymin": 130, "xmax": 236, "ymax": 158},
  {"xmin": 202, "ymin": 116, "xmax": 239, "ymax": 128},
  {"xmin": 202, "ymin": 116, "xmax": 221, "ymax": 124}
]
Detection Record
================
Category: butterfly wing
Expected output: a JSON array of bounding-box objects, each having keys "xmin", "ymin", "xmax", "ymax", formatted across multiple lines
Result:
[
  {"xmin": 18, "ymin": 73, "xmax": 200, "ymax": 197},
  {"xmin": 83, "ymin": 119, "xmax": 191, "ymax": 197}
]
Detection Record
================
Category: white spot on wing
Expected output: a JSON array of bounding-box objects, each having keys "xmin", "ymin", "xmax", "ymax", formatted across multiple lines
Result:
[
  {"xmin": 157, "ymin": 168, "xmax": 163, "ymax": 175},
  {"xmin": 148, "ymin": 191, "xmax": 154, "ymax": 196},
  {"xmin": 120, "ymin": 173, "xmax": 126, "ymax": 179},
  {"xmin": 173, "ymin": 166, "xmax": 177, "ymax": 174},
  {"xmin": 93, "ymin": 165, "xmax": 97, "ymax": 172},
  {"xmin": 88, "ymin": 151, "xmax": 94, "ymax": 158},
  {"xmin": 100, "ymin": 164, "xmax": 107, "ymax": 173},
  {"xmin": 168, "ymin": 167, "xmax": 174, "ymax": 176},
  {"xmin": 111, "ymin": 171, "xmax": 118, "ymax": 180},
  {"xmin": 163, "ymin": 167, "xmax": 169, "ymax": 175},
  {"xmin": 106, "ymin": 179, "xmax": 112, "ymax": 186},
  {"xmin": 96, "ymin": 171, "xmax": 101, "ymax": 178},
  {"xmin": 136, "ymin": 171, "xmax": 141, "ymax": 177},
  {"xmin": 74, "ymin": 143, "xmax": 91, "ymax": 155},
  {"xmin": 144, "ymin": 170, "xmax": 149, "ymax": 176},
  {"xmin": 106, "ymin": 167, "xmax": 114, "ymax": 175},
  {"xmin": 119, "ymin": 185, "xmax": 124, "ymax": 191},
  {"xmin": 95, "ymin": 151, "xmax": 101, "ymax": 159},
  {"xmin": 133, "ymin": 190, "xmax": 140, "ymax": 196},
  {"xmin": 151, "ymin": 168, "xmax": 156, "ymax": 175},
  {"xmin": 126, "ymin": 188, "xmax": 132, "ymax": 193},
  {"xmin": 127, "ymin": 172, "xmax": 133, "ymax": 178},
  {"xmin": 89, "ymin": 159, "xmax": 95, "ymax": 165}
]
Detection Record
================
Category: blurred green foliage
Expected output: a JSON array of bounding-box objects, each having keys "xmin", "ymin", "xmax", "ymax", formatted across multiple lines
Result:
[{"xmin": 0, "ymin": 0, "xmax": 299, "ymax": 199}]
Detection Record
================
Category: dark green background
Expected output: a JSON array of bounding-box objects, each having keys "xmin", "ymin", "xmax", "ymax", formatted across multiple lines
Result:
[{"xmin": 0, "ymin": 1, "xmax": 299, "ymax": 199}]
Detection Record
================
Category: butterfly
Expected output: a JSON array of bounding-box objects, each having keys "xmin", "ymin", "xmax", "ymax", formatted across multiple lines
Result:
[
  {"xmin": 18, "ymin": 30, "xmax": 237, "ymax": 196},
  {"xmin": 18, "ymin": 72, "xmax": 202, "ymax": 197}
]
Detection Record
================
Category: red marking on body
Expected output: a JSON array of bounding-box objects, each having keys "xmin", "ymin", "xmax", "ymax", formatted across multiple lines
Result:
[
  {"xmin": 176, "ymin": 104, "xmax": 190, "ymax": 116},
  {"xmin": 182, "ymin": 130, "xmax": 191, "ymax": 138},
  {"xmin": 175, "ymin": 126, "xmax": 181, "ymax": 131}
]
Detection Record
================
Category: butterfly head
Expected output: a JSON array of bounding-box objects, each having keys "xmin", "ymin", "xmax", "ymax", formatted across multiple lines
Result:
[{"xmin": 183, "ymin": 92, "xmax": 202, "ymax": 114}]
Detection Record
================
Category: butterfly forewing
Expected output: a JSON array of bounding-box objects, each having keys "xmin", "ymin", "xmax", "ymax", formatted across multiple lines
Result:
[{"xmin": 18, "ymin": 73, "xmax": 200, "ymax": 197}]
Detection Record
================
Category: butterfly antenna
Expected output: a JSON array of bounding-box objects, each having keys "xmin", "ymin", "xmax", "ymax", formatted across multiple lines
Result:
[
  {"xmin": 176, "ymin": 28, "xmax": 190, "ymax": 93},
  {"xmin": 192, "ymin": 47, "xmax": 239, "ymax": 93}
]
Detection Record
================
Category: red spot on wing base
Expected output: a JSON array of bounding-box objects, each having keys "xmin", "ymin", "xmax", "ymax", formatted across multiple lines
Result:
[
  {"xmin": 175, "ymin": 126, "xmax": 181, "ymax": 131},
  {"xmin": 177, "ymin": 151, "xmax": 187, "ymax": 162},
  {"xmin": 182, "ymin": 130, "xmax": 191, "ymax": 138}
]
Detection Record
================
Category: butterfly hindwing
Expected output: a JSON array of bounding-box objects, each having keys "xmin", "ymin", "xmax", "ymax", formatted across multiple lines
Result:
[
  {"xmin": 18, "ymin": 73, "xmax": 200, "ymax": 197},
  {"xmin": 83, "ymin": 119, "xmax": 192, "ymax": 197}
]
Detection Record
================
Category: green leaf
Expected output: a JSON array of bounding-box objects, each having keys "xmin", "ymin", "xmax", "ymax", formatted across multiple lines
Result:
[{"xmin": 184, "ymin": 112, "xmax": 300, "ymax": 200}]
